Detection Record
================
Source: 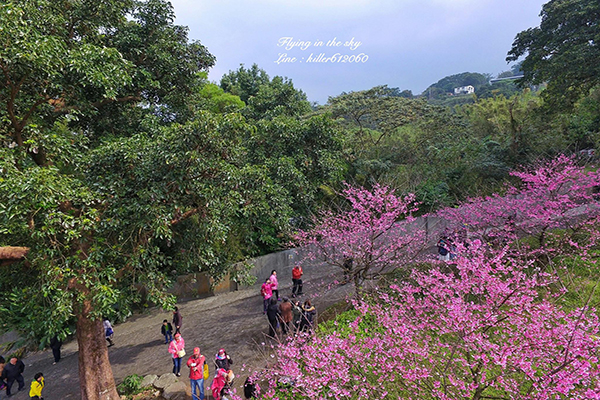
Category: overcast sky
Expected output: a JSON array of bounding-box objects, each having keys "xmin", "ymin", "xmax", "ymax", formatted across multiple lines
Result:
[{"xmin": 169, "ymin": 0, "xmax": 548, "ymax": 104}]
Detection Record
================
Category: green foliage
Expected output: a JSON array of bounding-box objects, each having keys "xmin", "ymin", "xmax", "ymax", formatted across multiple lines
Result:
[
  {"xmin": 198, "ymin": 83, "xmax": 245, "ymax": 114},
  {"xmin": 245, "ymin": 76, "xmax": 311, "ymax": 120},
  {"xmin": 508, "ymin": 0, "xmax": 600, "ymax": 109},
  {"xmin": 476, "ymin": 80, "xmax": 522, "ymax": 99},
  {"xmin": 317, "ymin": 304, "xmax": 389, "ymax": 339},
  {"xmin": 220, "ymin": 64, "xmax": 311, "ymax": 120},
  {"xmin": 249, "ymin": 115, "xmax": 345, "ymax": 215},
  {"xmin": 568, "ymin": 87, "xmax": 600, "ymax": 149},
  {"xmin": 231, "ymin": 261, "xmax": 258, "ymax": 287},
  {"xmin": 555, "ymin": 254, "xmax": 600, "ymax": 314},
  {"xmin": 457, "ymin": 89, "xmax": 594, "ymax": 167},
  {"xmin": 324, "ymin": 85, "xmax": 480, "ymax": 208},
  {"xmin": 220, "ymin": 63, "xmax": 270, "ymax": 104},
  {"xmin": 117, "ymin": 374, "xmax": 144, "ymax": 396}
]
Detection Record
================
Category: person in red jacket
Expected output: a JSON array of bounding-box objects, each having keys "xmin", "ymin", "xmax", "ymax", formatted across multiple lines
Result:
[
  {"xmin": 187, "ymin": 347, "xmax": 207, "ymax": 400},
  {"xmin": 291, "ymin": 265, "xmax": 303, "ymax": 297}
]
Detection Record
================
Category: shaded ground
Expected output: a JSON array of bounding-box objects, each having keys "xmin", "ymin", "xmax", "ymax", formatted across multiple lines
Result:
[{"xmin": 7, "ymin": 263, "xmax": 353, "ymax": 399}]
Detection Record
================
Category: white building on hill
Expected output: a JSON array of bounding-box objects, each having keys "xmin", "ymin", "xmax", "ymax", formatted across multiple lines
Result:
[{"xmin": 453, "ymin": 85, "xmax": 475, "ymax": 95}]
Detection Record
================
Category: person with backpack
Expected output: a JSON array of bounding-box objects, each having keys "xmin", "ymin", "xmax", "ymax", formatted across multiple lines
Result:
[
  {"xmin": 278, "ymin": 297, "xmax": 293, "ymax": 334},
  {"xmin": 292, "ymin": 300, "xmax": 303, "ymax": 332},
  {"xmin": 211, "ymin": 368, "xmax": 233, "ymax": 400},
  {"xmin": 187, "ymin": 347, "xmax": 207, "ymax": 400},
  {"xmin": 342, "ymin": 257, "xmax": 353, "ymax": 284},
  {"xmin": 0, "ymin": 356, "xmax": 6, "ymax": 397},
  {"xmin": 266, "ymin": 298, "xmax": 280, "ymax": 337},
  {"xmin": 49, "ymin": 336, "xmax": 62, "ymax": 364},
  {"xmin": 243, "ymin": 376, "xmax": 256, "ymax": 399},
  {"xmin": 1, "ymin": 356, "xmax": 25, "ymax": 396}
]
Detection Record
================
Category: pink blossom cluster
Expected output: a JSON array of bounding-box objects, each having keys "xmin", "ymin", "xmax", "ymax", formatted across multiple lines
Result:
[
  {"xmin": 253, "ymin": 241, "xmax": 599, "ymax": 399},
  {"xmin": 293, "ymin": 183, "xmax": 425, "ymax": 288},
  {"xmin": 250, "ymin": 156, "xmax": 600, "ymax": 400},
  {"xmin": 437, "ymin": 154, "xmax": 600, "ymax": 245}
]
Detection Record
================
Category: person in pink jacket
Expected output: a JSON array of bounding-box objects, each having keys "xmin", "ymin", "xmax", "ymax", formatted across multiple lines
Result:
[
  {"xmin": 168, "ymin": 333, "xmax": 186, "ymax": 376},
  {"xmin": 260, "ymin": 278, "xmax": 273, "ymax": 314},
  {"xmin": 211, "ymin": 368, "xmax": 233, "ymax": 400},
  {"xmin": 269, "ymin": 270, "xmax": 279, "ymax": 301}
]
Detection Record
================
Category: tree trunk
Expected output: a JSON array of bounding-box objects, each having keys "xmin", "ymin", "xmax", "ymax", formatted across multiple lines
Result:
[{"xmin": 76, "ymin": 300, "xmax": 119, "ymax": 400}]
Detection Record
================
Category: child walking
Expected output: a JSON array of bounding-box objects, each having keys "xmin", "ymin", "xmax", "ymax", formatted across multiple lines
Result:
[
  {"xmin": 29, "ymin": 372, "xmax": 44, "ymax": 400},
  {"xmin": 161, "ymin": 319, "xmax": 173, "ymax": 344}
]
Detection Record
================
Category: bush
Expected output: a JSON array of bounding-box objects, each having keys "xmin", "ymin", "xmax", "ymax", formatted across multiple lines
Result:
[{"xmin": 117, "ymin": 374, "xmax": 143, "ymax": 396}]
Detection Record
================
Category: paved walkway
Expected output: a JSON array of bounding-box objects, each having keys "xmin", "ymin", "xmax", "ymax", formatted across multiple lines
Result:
[{"xmin": 7, "ymin": 263, "xmax": 353, "ymax": 400}]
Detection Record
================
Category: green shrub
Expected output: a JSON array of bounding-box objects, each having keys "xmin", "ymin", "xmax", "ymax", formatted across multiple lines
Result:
[{"xmin": 117, "ymin": 374, "xmax": 144, "ymax": 396}]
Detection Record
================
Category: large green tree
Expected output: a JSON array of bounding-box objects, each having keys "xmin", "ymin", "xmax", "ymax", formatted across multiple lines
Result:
[
  {"xmin": 220, "ymin": 64, "xmax": 311, "ymax": 120},
  {"xmin": 0, "ymin": 1, "xmax": 222, "ymax": 398},
  {"xmin": 507, "ymin": 0, "xmax": 600, "ymax": 109}
]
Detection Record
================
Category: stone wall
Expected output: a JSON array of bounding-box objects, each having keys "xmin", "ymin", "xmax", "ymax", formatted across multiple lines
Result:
[{"xmin": 169, "ymin": 215, "xmax": 448, "ymax": 300}]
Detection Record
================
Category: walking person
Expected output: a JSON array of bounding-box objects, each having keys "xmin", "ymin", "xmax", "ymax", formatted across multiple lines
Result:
[
  {"xmin": 161, "ymin": 319, "xmax": 173, "ymax": 344},
  {"xmin": 269, "ymin": 270, "xmax": 279, "ymax": 301},
  {"xmin": 278, "ymin": 297, "xmax": 293, "ymax": 334},
  {"xmin": 187, "ymin": 347, "xmax": 207, "ymax": 400},
  {"xmin": 103, "ymin": 318, "xmax": 114, "ymax": 347},
  {"xmin": 260, "ymin": 278, "xmax": 273, "ymax": 314},
  {"xmin": 49, "ymin": 336, "xmax": 62, "ymax": 364},
  {"xmin": 266, "ymin": 298, "xmax": 280, "ymax": 337},
  {"xmin": 1, "ymin": 356, "xmax": 25, "ymax": 396},
  {"xmin": 168, "ymin": 333, "xmax": 186, "ymax": 376},
  {"xmin": 29, "ymin": 372, "xmax": 44, "ymax": 400},
  {"xmin": 173, "ymin": 307, "xmax": 183, "ymax": 334},
  {"xmin": 291, "ymin": 265, "xmax": 303, "ymax": 297},
  {"xmin": 214, "ymin": 348, "xmax": 233, "ymax": 371}
]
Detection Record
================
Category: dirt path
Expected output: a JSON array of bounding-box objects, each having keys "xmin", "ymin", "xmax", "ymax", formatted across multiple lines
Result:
[{"xmin": 9, "ymin": 263, "xmax": 353, "ymax": 400}]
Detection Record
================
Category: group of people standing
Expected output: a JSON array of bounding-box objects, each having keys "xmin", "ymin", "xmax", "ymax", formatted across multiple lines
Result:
[
  {"xmin": 0, "ymin": 356, "xmax": 44, "ymax": 399},
  {"xmin": 266, "ymin": 297, "xmax": 316, "ymax": 337},
  {"xmin": 261, "ymin": 267, "xmax": 316, "ymax": 337},
  {"xmin": 163, "ymin": 307, "xmax": 236, "ymax": 400}
]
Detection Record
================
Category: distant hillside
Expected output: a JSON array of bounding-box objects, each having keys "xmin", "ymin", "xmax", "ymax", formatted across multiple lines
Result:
[
  {"xmin": 423, "ymin": 72, "xmax": 490, "ymax": 98},
  {"xmin": 421, "ymin": 69, "xmax": 527, "ymax": 106}
]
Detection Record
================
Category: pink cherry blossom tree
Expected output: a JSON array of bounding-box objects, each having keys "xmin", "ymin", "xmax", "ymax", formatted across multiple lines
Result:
[
  {"xmin": 253, "ymin": 241, "xmax": 600, "ymax": 400},
  {"xmin": 293, "ymin": 183, "xmax": 426, "ymax": 297},
  {"xmin": 436, "ymin": 154, "xmax": 600, "ymax": 249},
  {"xmin": 248, "ymin": 156, "xmax": 600, "ymax": 400}
]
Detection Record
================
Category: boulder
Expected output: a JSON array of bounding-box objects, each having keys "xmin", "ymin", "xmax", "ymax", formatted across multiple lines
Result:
[
  {"xmin": 161, "ymin": 381, "xmax": 188, "ymax": 400},
  {"xmin": 141, "ymin": 374, "xmax": 158, "ymax": 389},
  {"xmin": 153, "ymin": 373, "xmax": 179, "ymax": 389}
]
